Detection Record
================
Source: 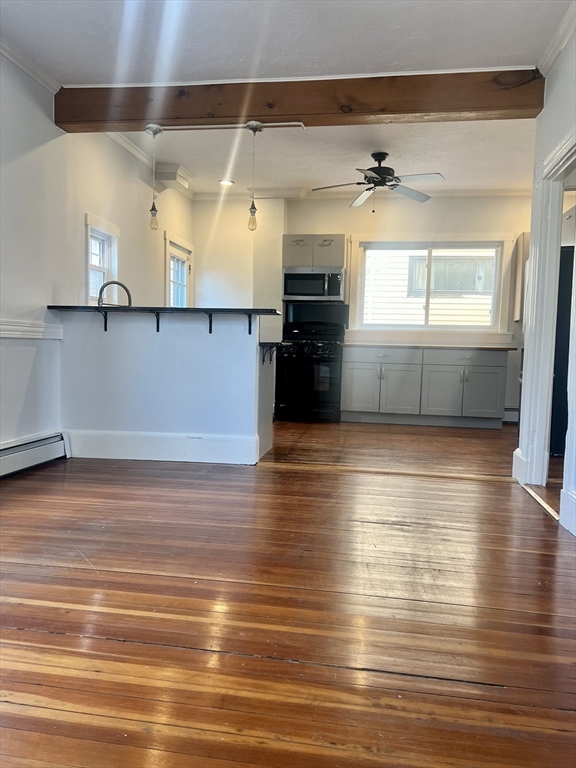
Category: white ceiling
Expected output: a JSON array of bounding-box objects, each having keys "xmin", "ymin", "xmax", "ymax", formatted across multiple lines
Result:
[
  {"xmin": 125, "ymin": 119, "xmax": 537, "ymax": 196},
  {"xmin": 1, "ymin": 0, "xmax": 555, "ymax": 195},
  {"xmin": 0, "ymin": 0, "xmax": 571, "ymax": 86}
]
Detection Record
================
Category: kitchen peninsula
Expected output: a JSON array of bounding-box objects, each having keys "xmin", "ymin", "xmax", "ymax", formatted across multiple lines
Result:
[{"xmin": 48, "ymin": 306, "xmax": 280, "ymax": 465}]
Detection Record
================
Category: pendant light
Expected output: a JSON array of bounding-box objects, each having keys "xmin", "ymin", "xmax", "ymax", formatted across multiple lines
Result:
[
  {"xmin": 145, "ymin": 123, "xmax": 163, "ymax": 231},
  {"xmin": 245, "ymin": 121, "xmax": 263, "ymax": 231}
]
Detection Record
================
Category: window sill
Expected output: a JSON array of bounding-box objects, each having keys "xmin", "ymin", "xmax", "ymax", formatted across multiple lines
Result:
[{"xmin": 345, "ymin": 329, "xmax": 515, "ymax": 348}]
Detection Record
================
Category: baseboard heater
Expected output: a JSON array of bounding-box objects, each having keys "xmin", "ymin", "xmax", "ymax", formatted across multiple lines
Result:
[
  {"xmin": 503, "ymin": 407, "xmax": 519, "ymax": 423},
  {"xmin": 0, "ymin": 433, "xmax": 69, "ymax": 477}
]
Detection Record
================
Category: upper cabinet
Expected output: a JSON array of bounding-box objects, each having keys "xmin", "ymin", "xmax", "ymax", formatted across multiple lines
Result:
[{"xmin": 283, "ymin": 234, "xmax": 346, "ymax": 267}]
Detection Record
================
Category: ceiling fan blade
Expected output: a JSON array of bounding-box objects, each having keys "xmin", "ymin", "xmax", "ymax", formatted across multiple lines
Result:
[
  {"xmin": 391, "ymin": 184, "xmax": 431, "ymax": 203},
  {"xmin": 356, "ymin": 168, "xmax": 381, "ymax": 179},
  {"xmin": 311, "ymin": 182, "xmax": 366, "ymax": 191},
  {"xmin": 396, "ymin": 172, "xmax": 444, "ymax": 184},
  {"xmin": 350, "ymin": 187, "xmax": 375, "ymax": 208}
]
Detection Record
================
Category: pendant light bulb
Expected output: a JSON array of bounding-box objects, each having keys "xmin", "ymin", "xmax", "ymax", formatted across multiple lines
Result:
[
  {"xmin": 248, "ymin": 201, "xmax": 257, "ymax": 231},
  {"xmin": 149, "ymin": 201, "xmax": 159, "ymax": 231}
]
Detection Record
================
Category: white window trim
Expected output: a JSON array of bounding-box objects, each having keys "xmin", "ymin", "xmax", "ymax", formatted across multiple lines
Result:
[
  {"xmin": 85, "ymin": 213, "xmax": 120, "ymax": 305},
  {"xmin": 347, "ymin": 233, "xmax": 516, "ymax": 346},
  {"xmin": 164, "ymin": 230, "xmax": 194, "ymax": 307}
]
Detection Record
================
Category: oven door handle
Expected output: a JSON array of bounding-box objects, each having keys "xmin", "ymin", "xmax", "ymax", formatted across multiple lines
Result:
[{"xmin": 324, "ymin": 273, "xmax": 329, "ymax": 297}]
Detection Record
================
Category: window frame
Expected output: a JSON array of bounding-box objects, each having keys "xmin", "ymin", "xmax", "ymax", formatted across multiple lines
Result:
[
  {"xmin": 164, "ymin": 231, "xmax": 194, "ymax": 308},
  {"xmin": 85, "ymin": 214, "xmax": 119, "ymax": 305},
  {"xmin": 357, "ymin": 240, "xmax": 503, "ymax": 332}
]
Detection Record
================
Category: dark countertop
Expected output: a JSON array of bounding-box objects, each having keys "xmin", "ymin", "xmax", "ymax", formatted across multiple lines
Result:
[
  {"xmin": 48, "ymin": 305, "xmax": 280, "ymax": 315},
  {"xmin": 343, "ymin": 343, "xmax": 517, "ymax": 350}
]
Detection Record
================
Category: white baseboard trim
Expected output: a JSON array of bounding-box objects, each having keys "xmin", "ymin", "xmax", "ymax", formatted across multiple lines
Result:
[
  {"xmin": 0, "ymin": 319, "xmax": 63, "ymax": 339},
  {"xmin": 66, "ymin": 430, "xmax": 260, "ymax": 465},
  {"xmin": 560, "ymin": 489, "xmax": 576, "ymax": 537},
  {"xmin": 512, "ymin": 448, "xmax": 529, "ymax": 485}
]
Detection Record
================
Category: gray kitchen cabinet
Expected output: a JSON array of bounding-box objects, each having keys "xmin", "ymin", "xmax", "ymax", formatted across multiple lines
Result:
[
  {"xmin": 341, "ymin": 362, "xmax": 380, "ymax": 412},
  {"xmin": 282, "ymin": 235, "xmax": 314, "ymax": 267},
  {"xmin": 380, "ymin": 364, "xmax": 422, "ymax": 414},
  {"xmin": 342, "ymin": 346, "xmax": 509, "ymax": 427},
  {"xmin": 342, "ymin": 360, "xmax": 422, "ymax": 414},
  {"xmin": 421, "ymin": 363, "xmax": 507, "ymax": 417},
  {"xmin": 420, "ymin": 365, "xmax": 464, "ymax": 416},
  {"xmin": 282, "ymin": 234, "xmax": 345, "ymax": 267},
  {"xmin": 462, "ymin": 365, "xmax": 507, "ymax": 418}
]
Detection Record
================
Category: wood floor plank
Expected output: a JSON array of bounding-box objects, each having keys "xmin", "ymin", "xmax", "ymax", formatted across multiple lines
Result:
[{"xmin": 0, "ymin": 423, "xmax": 574, "ymax": 767}]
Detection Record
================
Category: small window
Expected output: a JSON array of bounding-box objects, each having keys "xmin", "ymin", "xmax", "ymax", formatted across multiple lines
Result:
[
  {"xmin": 165, "ymin": 233, "xmax": 193, "ymax": 307},
  {"xmin": 85, "ymin": 215, "xmax": 119, "ymax": 305},
  {"xmin": 170, "ymin": 253, "xmax": 187, "ymax": 307},
  {"xmin": 361, "ymin": 244, "xmax": 500, "ymax": 329}
]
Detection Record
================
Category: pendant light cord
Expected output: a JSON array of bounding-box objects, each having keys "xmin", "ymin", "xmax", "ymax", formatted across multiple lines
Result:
[
  {"xmin": 152, "ymin": 133, "xmax": 156, "ymax": 202},
  {"xmin": 251, "ymin": 130, "xmax": 256, "ymax": 202}
]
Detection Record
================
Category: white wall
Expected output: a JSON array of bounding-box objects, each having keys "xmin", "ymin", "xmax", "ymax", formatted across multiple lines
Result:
[
  {"xmin": 191, "ymin": 197, "xmax": 284, "ymax": 340},
  {"xmin": 0, "ymin": 54, "xmax": 195, "ymax": 446}
]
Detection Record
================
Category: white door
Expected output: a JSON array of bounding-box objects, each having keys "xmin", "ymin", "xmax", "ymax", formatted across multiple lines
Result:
[
  {"xmin": 341, "ymin": 362, "xmax": 380, "ymax": 412},
  {"xmin": 421, "ymin": 365, "xmax": 464, "ymax": 416},
  {"xmin": 380, "ymin": 364, "xmax": 422, "ymax": 414},
  {"xmin": 462, "ymin": 366, "xmax": 507, "ymax": 418}
]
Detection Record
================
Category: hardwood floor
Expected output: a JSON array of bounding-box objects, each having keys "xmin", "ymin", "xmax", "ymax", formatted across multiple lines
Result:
[
  {"xmin": 1, "ymin": 425, "xmax": 574, "ymax": 767},
  {"xmin": 263, "ymin": 421, "xmax": 520, "ymax": 478}
]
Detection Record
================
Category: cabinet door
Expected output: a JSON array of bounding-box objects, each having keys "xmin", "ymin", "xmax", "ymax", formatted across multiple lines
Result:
[
  {"xmin": 282, "ymin": 235, "xmax": 313, "ymax": 266},
  {"xmin": 462, "ymin": 366, "xmax": 507, "ymax": 418},
  {"xmin": 341, "ymin": 362, "xmax": 380, "ymax": 412},
  {"xmin": 380, "ymin": 364, "xmax": 422, "ymax": 414},
  {"xmin": 312, "ymin": 234, "xmax": 345, "ymax": 267},
  {"xmin": 421, "ymin": 365, "xmax": 464, "ymax": 416}
]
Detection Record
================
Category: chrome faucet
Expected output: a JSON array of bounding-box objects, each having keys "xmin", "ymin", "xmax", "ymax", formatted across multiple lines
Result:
[{"xmin": 97, "ymin": 281, "xmax": 132, "ymax": 307}]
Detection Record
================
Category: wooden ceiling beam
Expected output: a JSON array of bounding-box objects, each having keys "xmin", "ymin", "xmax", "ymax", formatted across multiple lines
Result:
[{"xmin": 54, "ymin": 70, "xmax": 544, "ymax": 133}]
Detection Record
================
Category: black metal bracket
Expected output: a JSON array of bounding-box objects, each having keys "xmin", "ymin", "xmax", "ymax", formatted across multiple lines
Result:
[
  {"xmin": 152, "ymin": 311, "xmax": 160, "ymax": 332},
  {"xmin": 203, "ymin": 312, "xmax": 213, "ymax": 333},
  {"xmin": 246, "ymin": 313, "xmax": 253, "ymax": 335},
  {"xmin": 261, "ymin": 344, "xmax": 278, "ymax": 364},
  {"xmin": 97, "ymin": 309, "xmax": 108, "ymax": 331}
]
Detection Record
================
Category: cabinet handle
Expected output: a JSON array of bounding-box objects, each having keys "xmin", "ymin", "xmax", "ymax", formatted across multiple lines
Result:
[
  {"xmin": 292, "ymin": 239, "xmax": 306, "ymax": 245},
  {"xmin": 319, "ymin": 239, "xmax": 334, "ymax": 246},
  {"xmin": 458, "ymin": 356, "xmax": 472, "ymax": 359},
  {"xmin": 377, "ymin": 367, "xmax": 382, "ymax": 380},
  {"xmin": 460, "ymin": 369, "xmax": 464, "ymax": 382},
  {"xmin": 465, "ymin": 368, "xmax": 469, "ymax": 382},
  {"xmin": 376, "ymin": 354, "xmax": 388, "ymax": 357}
]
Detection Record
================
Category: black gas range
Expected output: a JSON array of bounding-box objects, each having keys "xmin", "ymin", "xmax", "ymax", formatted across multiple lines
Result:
[{"xmin": 274, "ymin": 321, "xmax": 345, "ymax": 423}]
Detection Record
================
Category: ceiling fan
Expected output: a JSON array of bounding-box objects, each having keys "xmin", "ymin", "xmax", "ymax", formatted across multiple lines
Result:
[{"xmin": 311, "ymin": 152, "xmax": 444, "ymax": 207}]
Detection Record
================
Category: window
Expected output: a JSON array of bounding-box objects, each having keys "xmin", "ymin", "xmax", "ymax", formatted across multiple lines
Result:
[
  {"xmin": 361, "ymin": 244, "xmax": 500, "ymax": 328},
  {"xmin": 85, "ymin": 214, "xmax": 119, "ymax": 304},
  {"xmin": 165, "ymin": 233, "xmax": 194, "ymax": 307}
]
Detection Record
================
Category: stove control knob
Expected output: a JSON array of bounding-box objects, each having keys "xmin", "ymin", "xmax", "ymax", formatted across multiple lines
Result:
[{"xmin": 304, "ymin": 345, "xmax": 313, "ymax": 354}]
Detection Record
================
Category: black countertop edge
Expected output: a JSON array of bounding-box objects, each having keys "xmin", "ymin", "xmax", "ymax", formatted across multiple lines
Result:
[{"xmin": 48, "ymin": 305, "xmax": 280, "ymax": 315}]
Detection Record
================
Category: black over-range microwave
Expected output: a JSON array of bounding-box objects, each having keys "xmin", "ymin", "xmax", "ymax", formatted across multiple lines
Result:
[{"xmin": 282, "ymin": 267, "xmax": 345, "ymax": 302}]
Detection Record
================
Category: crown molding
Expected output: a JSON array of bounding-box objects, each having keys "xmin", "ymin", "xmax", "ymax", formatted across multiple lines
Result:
[
  {"xmin": 305, "ymin": 188, "xmax": 533, "ymax": 201},
  {"xmin": 0, "ymin": 38, "xmax": 60, "ymax": 94},
  {"xmin": 194, "ymin": 187, "xmax": 308, "ymax": 202},
  {"xmin": 106, "ymin": 132, "xmax": 151, "ymax": 167},
  {"xmin": 61, "ymin": 65, "xmax": 539, "ymax": 90},
  {"xmin": 538, "ymin": 1, "xmax": 576, "ymax": 76}
]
